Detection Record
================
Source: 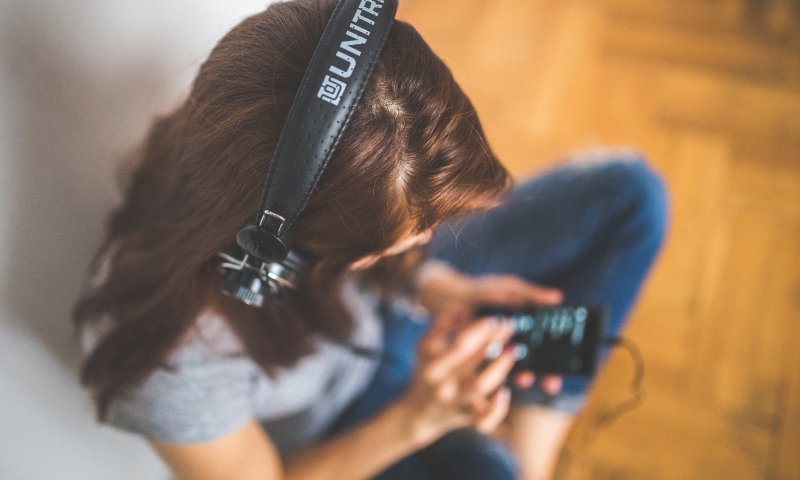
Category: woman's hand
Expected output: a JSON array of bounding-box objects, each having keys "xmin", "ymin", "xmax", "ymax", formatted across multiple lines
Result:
[
  {"xmin": 151, "ymin": 316, "xmax": 517, "ymax": 480},
  {"xmin": 398, "ymin": 313, "xmax": 518, "ymax": 446},
  {"xmin": 417, "ymin": 262, "xmax": 563, "ymax": 317},
  {"xmin": 416, "ymin": 262, "xmax": 564, "ymax": 394}
]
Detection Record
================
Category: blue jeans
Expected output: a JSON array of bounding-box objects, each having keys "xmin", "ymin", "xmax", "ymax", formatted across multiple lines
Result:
[{"xmin": 330, "ymin": 154, "xmax": 669, "ymax": 480}]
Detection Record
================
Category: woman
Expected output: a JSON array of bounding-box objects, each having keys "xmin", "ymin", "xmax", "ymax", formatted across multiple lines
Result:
[{"xmin": 75, "ymin": 0, "xmax": 668, "ymax": 479}]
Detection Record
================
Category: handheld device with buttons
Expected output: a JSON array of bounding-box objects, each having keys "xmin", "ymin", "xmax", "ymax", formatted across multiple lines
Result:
[{"xmin": 478, "ymin": 305, "xmax": 607, "ymax": 377}]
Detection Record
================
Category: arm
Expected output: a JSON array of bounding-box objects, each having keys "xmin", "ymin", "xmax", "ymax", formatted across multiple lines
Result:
[
  {"xmin": 151, "ymin": 400, "xmax": 424, "ymax": 480},
  {"xmin": 417, "ymin": 261, "xmax": 572, "ymax": 480},
  {"xmin": 150, "ymin": 421, "xmax": 282, "ymax": 480},
  {"xmin": 151, "ymin": 316, "xmax": 518, "ymax": 480}
]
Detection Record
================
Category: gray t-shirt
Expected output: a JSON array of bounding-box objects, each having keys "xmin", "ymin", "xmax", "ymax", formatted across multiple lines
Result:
[{"xmin": 84, "ymin": 281, "xmax": 384, "ymax": 451}]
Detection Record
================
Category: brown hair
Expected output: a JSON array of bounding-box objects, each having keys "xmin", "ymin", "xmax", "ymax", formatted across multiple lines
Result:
[{"xmin": 74, "ymin": 0, "xmax": 510, "ymax": 418}]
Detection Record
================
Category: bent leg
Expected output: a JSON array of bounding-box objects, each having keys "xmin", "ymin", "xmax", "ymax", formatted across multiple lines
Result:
[
  {"xmin": 335, "ymin": 153, "xmax": 668, "ymax": 480},
  {"xmin": 429, "ymin": 152, "xmax": 668, "ymax": 408},
  {"xmin": 428, "ymin": 152, "xmax": 668, "ymax": 478}
]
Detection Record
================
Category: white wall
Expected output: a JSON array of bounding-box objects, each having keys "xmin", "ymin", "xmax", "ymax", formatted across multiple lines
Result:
[{"xmin": 0, "ymin": 1, "xmax": 276, "ymax": 478}]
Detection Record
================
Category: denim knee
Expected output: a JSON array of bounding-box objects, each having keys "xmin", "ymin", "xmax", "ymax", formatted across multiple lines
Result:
[
  {"xmin": 425, "ymin": 430, "xmax": 519, "ymax": 480},
  {"xmin": 507, "ymin": 154, "xmax": 670, "ymax": 413},
  {"xmin": 583, "ymin": 154, "xmax": 669, "ymax": 254}
]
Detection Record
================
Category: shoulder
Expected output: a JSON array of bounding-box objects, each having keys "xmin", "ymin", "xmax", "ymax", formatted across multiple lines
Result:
[
  {"xmin": 100, "ymin": 310, "xmax": 260, "ymax": 444},
  {"xmin": 168, "ymin": 309, "xmax": 248, "ymax": 367}
]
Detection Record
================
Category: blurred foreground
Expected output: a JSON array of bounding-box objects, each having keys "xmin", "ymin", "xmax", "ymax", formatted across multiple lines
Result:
[{"xmin": 399, "ymin": 0, "xmax": 800, "ymax": 478}]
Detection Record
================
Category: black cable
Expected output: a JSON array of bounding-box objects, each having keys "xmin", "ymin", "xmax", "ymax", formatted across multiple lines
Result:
[{"xmin": 595, "ymin": 336, "xmax": 646, "ymax": 428}]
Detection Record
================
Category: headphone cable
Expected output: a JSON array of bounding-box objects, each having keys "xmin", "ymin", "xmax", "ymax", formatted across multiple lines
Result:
[{"xmin": 595, "ymin": 336, "xmax": 646, "ymax": 428}]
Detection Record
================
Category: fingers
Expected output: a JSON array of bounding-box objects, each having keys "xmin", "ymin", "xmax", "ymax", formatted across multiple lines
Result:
[
  {"xmin": 541, "ymin": 375, "xmax": 563, "ymax": 395},
  {"xmin": 473, "ymin": 276, "xmax": 563, "ymax": 308},
  {"xmin": 522, "ymin": 283, "xmax": 563, "ymax": 306},
  {"xmin": 510, "ymin": 372, "xmax": 562, "ymax": 393},
  {"xmin": 470, "ymin": 345, "xmax": 515, "ymax": 398},
  {"xmin": 528, "ymin": 285, "xmax": 564, "ymax": 306},
  {"xmin": 412, "ymin": 316, "xmax": 521, "ymax": 437},
  {"xmin": 475, "ymin": 387, "xmax": 511, "ymax": 434},
  {"xmin": 512, "ymin": 371, "xmax": 535, "ymax": 389},
  {"xmin": 498, "ymin": 277, "xmax": 562, "ymax": 306},
  {"xmin": 460, "ymin": 324, "xmax": 515, "ymax": 415},
  {"xmin": 422, "ymin": 318, "xmax": 505, "ymax": 384},
  {"xmin": 418, "ymin": 310, "xmax": 467, "ymax": 360},
  {"xmin": 457, "ymin": 319, "xmax": 515, "ymax": 379}
]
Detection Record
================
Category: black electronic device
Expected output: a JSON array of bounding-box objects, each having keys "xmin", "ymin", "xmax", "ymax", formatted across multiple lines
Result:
[
  {"xmin": 217, "ymin": 0, "xmax": 398, "ymax": 305},
  {"xmin": 477, "ymin": 305, "xmax": 607, "ymax": 377}
]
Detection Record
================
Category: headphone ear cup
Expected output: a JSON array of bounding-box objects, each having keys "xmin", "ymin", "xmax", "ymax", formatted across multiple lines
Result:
[
  {"xmin": 236, "ymin": 224, "xmax": 290, "ymax": 263},
  {"xmin": 283, "ymin": 250, "xmax": 309, "ymax": 277}
]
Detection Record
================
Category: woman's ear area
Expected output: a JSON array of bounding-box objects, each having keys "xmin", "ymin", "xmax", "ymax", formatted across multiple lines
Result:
[
  {"xmin": 385, "ymin": 230, "xmax": 433, "ymax": 255},
  {"xmin": 347, "ymin": 229, "xmax": 433, "ymax": 271},
  {"xmin": 347, "ymin": 255, "xmax": 381, "ymax": 271}
]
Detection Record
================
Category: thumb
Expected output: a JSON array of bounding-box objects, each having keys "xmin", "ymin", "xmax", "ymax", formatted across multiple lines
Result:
[
  {"xmin": 522, "ymin": 282, "xmax": 563, "ymax": 306},
  {"xmin": 419, "ymin": 309, "xmax": 469, "ymax": 358},
  {"xmin": 474, "ymin": 276, "xmax": 564, "ymax": 307}
]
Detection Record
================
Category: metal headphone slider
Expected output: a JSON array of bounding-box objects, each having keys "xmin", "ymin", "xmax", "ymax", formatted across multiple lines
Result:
[{"xmin": 259, "ymin": 210, "xmax": 287, "ymax": 235}]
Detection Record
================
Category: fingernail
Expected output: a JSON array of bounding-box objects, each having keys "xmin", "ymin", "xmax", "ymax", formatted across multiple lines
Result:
[
  {"xmin": 499, "ymin": 387, "xmax": 511, "ymax": 402},
  {"xmin": 511, "ymin": 343, "xmax": 529, "ymax": 360},
  {"xmin": 485, "ymin": 341, "xmax": 503, "ymax": 360},
  {"xmin": 496, "ymin": 319, "xmax": 515, "ymax": 337},
  {"xmin": 486, "ymin": 314, "xmax": 504, "ymax": 329}
]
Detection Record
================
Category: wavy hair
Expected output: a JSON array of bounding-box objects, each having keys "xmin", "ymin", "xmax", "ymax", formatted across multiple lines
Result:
[{"xmin": 74, "ymin": 0, "xmax": 510, "ymax": 418}]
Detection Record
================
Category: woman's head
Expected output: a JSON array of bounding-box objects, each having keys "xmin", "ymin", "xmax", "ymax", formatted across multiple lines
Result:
[
  {"xmin": 178, "ymin": 0, "xmax": 509, "ymax": 272},
  {"xmin": 76, "ymin": 0, "xmax": 510, "ymax": 417}
]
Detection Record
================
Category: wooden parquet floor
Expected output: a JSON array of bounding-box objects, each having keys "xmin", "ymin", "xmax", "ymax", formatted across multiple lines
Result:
[{"xmin": 398, "ymin": 0, "xmax": 800, "ymax": 478}]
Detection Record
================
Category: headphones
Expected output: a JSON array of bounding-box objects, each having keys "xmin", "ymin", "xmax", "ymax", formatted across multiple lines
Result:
[{"xmin": 217, "ymin": 0, "xmax": 398, "ymax": 307}]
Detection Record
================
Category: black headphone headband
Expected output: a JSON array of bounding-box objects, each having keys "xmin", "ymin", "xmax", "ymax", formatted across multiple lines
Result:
[{"xmin": 237, "ymin": 0, "xmax": 398, "ymax": 262}]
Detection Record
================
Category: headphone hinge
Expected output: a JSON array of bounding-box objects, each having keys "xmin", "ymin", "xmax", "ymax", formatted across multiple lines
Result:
[{"xmin": 259, "ymin": 210, "xmax": 287, "ymax": 235}]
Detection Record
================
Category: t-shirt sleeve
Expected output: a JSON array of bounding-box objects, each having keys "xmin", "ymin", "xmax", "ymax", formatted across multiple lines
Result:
[
  {"xmin": 99, "ymin": 314, "xmax": 258, "ymax": 444},
  {"xmin": 105, "ymin": 356, "xmax": 256, "ymax": 444}
]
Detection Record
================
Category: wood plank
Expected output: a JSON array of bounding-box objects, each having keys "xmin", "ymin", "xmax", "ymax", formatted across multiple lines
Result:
[
  {"xmin": 651, "ymin": 68, "xmax": 800, "ymax": 172},
  {"xmin": 691, "ymin": 212, "xmax": 778, "ymax": 417},
  {"xmin": 521, "ymin": 1, "xmax": 599, "ymax": 140},
  {"xmin": 606, "ymin": 0, "xmax": 800, "ymax": 40},
  {"xmin": 560, "ymin": 352, "xmax": 774, "ymax": 479},
  {"xmin": 602, "ymin": 14, "xmax": 800, "ymax": 87},
  {"xmin": 651, "ymin": 132, "xmax": 731, "ymax": 314},
  {"xmin": 775, "ymin": 316, "xmax": 800, "ymax": 479},
  {"xmin": 762, "ymin": 227, "xmax": 800, "ymax": 479},
  {"xmin": 728, "ymin": 161, "xmax": 800, "ymax": 221}
]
